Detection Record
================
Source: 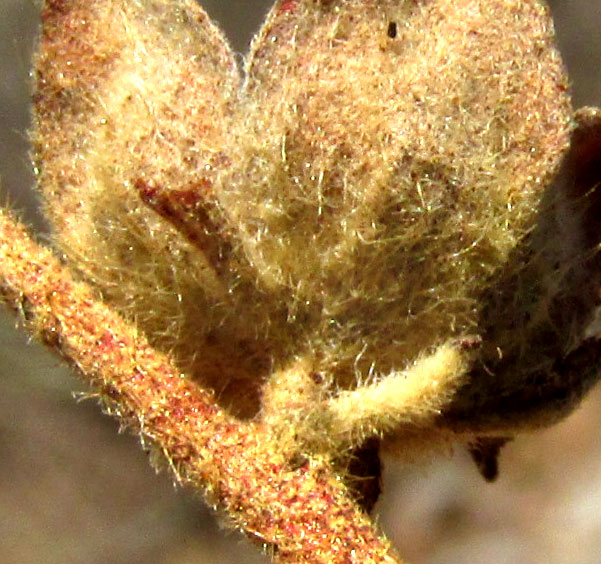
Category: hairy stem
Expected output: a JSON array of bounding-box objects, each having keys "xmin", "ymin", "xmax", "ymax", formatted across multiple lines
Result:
[{"xmin": 0, "ymin": 209, "xmax": 400, "ymax": 564}]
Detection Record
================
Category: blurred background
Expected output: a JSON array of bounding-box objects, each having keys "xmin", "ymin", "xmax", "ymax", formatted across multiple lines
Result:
[{"xmin": 1, "ymin": 1, "xmax": 601, "ymax": 562}]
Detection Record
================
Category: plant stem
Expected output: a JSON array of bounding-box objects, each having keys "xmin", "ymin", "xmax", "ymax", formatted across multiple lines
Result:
[{"xmin": 0, "ymin": 209, "xmax": 400, "ymax": 564}]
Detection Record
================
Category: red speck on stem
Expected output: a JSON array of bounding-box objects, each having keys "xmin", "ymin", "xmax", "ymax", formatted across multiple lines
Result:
[
  {"xmin": 99, "ymin": 330, "xmax": 116, "ymax": 349},
  {"xmin": 278, "ymin": 0, "xmax": 298, "ymax": 14}
]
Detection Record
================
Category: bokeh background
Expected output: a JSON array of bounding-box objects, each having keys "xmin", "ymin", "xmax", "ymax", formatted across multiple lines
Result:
[{"xmin": 1, "ymin": 1, "xmax": 601, "ymax": 563}]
